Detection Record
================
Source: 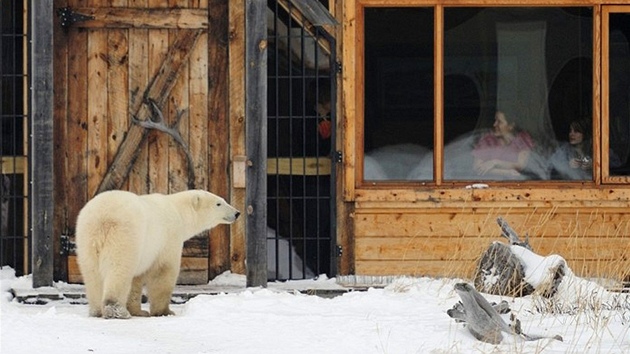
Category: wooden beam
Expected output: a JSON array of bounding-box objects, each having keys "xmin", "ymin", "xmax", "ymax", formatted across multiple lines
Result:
[
  {"xmin": 71, "ymin": 8, "xmax": 208, "ymax": 29},
  {"xmin": 245, "ymin": 0, "xmax": 268, "ymax": 288},
  {"xmin": 277, "ymin": 0, "xmax": 333, "ymax": 55},
  {"xmin": 228, "ymin": 0, "xmax": 247, "ymax": 276},
  {"xmin": 31, "ymin": 0, "xmax": 55, "ymax": 288},
  {"xmin": 208, "ymin": 0, "xmax": 231, "ymax": 280},
  {"xmin": 0, "ymin": 156, "xmax": 26, "ymax": 174},
  {"xmin": 267, "ymin": 157, "xmax": 331, "ymax": 176}
]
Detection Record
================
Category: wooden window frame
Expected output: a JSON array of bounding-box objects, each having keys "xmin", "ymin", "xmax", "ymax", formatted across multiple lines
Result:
[
  {"xmin": 342, "ymin": 0, "xmax": 624, "ymax": 202},
  {"xmin": 602, "ymin": 5, "xmax": 630, "ymax": 184}
]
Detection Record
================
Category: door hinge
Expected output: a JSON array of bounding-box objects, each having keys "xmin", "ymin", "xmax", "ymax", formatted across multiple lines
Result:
[
  {"xmin": 56, "ymin": 7, "xmax": 94, "ymax": 29},
  {"xmin": 334, "ymin": 150, "xmax": 343, "ymax": 163},
  {"xmin": 335, "ymin": 245, "xmax": 343, "ymax": 257},
  {"xmin": 334, "ymin": 61, "xmax": 342, "ymax": 74},
  {"xmin": 60, "ymin": 234, "xmax": 76, "ymax": 256}
]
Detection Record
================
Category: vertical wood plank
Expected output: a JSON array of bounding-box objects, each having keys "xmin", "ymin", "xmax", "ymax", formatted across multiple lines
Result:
[
  {"xmin": 189, "ymin": 33, "xmax": 208, "ymax": 190},
  {"xmin": 229, "ymin": 0, "xmax": 247, "ymax": 275},
  {"xmin": 107, "ymin": 30, "xmax": 129, "ymax": 189},
  {"xmin": 66, "ymin": 31, "xmax": 89, "ymax": 238},
  {"xmin": 434, "ymin": 5, "xmax": 443, "ymax": 185},
  {"xmin": 229, "ymin": 0, "xmax": 247, "ymax": 276},
  {"xmin": 596, "ymin": 6, "xmax": 605, "ymax": 184},
  {"xmin": 31, "ymin": 0, "xmax": 55, "ymax": 287},
  {"xmin": 168, "ymin": 0, "xmax": 192, "ymax": 193},
  {"xmin": 108, "ymin": 1, "xmax": 129, "ymax": 192},
  {"xmin": 53, "ymin": 0, "xmax": 70, "ymax": 281},
  {"xmin": 87, "ymin": 29, "xmax": 109, "ymax": 196},
  {"xmin": 333, "ymin": 0, "xmax": 354, "ymax": 276},
  {"xmin": 148, "ymin": 0, "xmax": 170, "ymax": 193},
  {"xmin": 342, "ymin": 0, "xmax": 356, "ymax": 201},
  {"xmin": 128, "ymin": 0, "xmax": 149, "ymax": 194},
  {"xmin": 208, "ymin": 0, "xmax": 230, "ymax": 279},
  {"xmin": 245, "ymin": 0, "xmax": 267, "ymax": 287}
]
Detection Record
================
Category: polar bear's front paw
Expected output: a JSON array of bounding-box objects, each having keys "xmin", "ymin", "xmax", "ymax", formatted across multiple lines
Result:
[
  {"xmin": 130, "ymin": 309, "xmax": 150, "ymax": 317},
  {"xmin": 103, "ymin": 301, "xmax": 132, "ymax": 319},
  {"xmin": 151, "ymin": 309, "xmax": 175, "ymax": 317}
]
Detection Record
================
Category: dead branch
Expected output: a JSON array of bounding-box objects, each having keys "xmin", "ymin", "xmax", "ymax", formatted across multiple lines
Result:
[
  {"xmin": 497, "ymin": 217, "xmax": 532, "ymax": 250},
  {"xmin": 133, "ymin": 98, "xmax": 196, "ymax": 189}
]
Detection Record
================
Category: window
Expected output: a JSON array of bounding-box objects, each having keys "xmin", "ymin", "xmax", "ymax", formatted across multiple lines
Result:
[
  {"xmin": 360, "ymin": 6, "xmax": 594, "ymax": 183},
  {"xmin": 604, "ymin": 9, "xmax": 630, "ymax": 180}
]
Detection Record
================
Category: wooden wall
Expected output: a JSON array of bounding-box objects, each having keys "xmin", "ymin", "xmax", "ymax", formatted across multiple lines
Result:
[
  {"xmin": 341, "ymin": 1, "xmax": 630, "ymax": 284},
  {"xmin": 353, "ymin": 188, "xmax": 630, "ymax": 282},
  {"xmin": 52, "ymin": 0, "xmax": 243, "ymax": 284}
]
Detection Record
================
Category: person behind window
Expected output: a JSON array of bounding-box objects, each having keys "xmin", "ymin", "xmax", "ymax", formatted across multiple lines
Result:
[
  {"xmin": 549, "ymin": 119, "xmax": 592, "ymax": 180},
  {"xmin": 471, "ymin": 110, "xmax": 534, "ymax": 180}
]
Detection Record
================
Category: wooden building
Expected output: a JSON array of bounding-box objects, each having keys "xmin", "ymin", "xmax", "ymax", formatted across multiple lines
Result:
[{"xmin": 1, "ymin": 0, "xmax": 629, "ymax": 288}]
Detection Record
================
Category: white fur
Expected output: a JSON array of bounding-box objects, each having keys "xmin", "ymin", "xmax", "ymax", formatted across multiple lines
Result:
[{"xmin": 75, "ymin": 189, "xmax": 240, "ymax": 319}]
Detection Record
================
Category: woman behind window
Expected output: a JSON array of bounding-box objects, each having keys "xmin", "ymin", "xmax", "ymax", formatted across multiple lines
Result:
[
  {"xmin": 549, "ymin": 119, "xmax": 592, "ymax": 180},
  {"xmin": 472, "ymin": 110, "xmax": 535, "ymax": 180}
]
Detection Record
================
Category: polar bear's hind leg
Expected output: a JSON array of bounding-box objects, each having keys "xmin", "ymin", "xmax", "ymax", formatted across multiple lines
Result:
[
  {"xmin": 145, "ymin": 263, "xmax": 179, "ymax": 316},
  {"xmin": 127, "ymin": 275, "xmax": 150, "ymax": 317}
]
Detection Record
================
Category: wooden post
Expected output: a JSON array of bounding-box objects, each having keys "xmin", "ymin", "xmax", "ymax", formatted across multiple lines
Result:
[
  {"xmin": 208, "ymin": 0, "xmax": 231, "ymax": 280},
  {"xmin": 31, "ymin": 0, "xmax": 55, "ymax": 287},
  {"xmin": 245, "ymin": 0, "xmax": 267, "ymax": 288}
]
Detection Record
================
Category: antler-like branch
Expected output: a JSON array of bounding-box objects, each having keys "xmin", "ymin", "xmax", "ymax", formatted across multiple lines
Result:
[
  {"xmin": 497, "ymin": 217, "xmax": 532, "ymax": 250},
  {"xmin": 133, "ymin": 98, "xmax": 196, "ymax": 189}
]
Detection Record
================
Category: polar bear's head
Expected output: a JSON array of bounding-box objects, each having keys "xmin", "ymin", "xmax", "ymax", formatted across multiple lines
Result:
[{"xmin": 189, "ymin": 190, "xmax": 240, "ymax": 229}]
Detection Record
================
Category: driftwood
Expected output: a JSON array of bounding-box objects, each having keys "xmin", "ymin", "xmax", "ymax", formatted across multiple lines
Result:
[
  {"xmin": 453, "ymin": 217, "xmax": 628, "ymax": 344},
  {"xmin": 132, "ymin": 99, "xmax": 196, "ymax": 189},
  {"xmin": 474, "ymin": 217, "xmax": 565, "ymax": 298},
  {"xmin": 448, "ymin": 282, "xmax": 563, "ymax": 344}
]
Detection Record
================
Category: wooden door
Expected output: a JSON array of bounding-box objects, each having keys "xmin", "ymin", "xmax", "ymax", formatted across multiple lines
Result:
[{"xmin": 52, "ymin": 0, "xmax": 229, "ymax": 284}]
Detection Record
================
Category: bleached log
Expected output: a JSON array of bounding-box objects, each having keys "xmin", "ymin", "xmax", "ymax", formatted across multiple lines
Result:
[
  {"xmin": 474, "ymin": 218, "xmax": 564, "ymax": 297},
  {"xmin": 474, "ymin": 242, "xmax": 535, "ymax": 297},
  {"xmin": 474, "ymin": 217, "xmax": 630, "ymax": 313},
  {"xmin": 448, "ymin": 282, "xmax": 563, "ymax": 344}
]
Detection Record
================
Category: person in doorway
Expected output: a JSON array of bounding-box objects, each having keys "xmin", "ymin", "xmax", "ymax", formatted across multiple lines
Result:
[
  {"xmin": 314, "ymin": 84, "xmax": 332, "ymax": 155},
  {"xmin": 472, "ymin": 110, "xmax": 535, "ymax": 179}
]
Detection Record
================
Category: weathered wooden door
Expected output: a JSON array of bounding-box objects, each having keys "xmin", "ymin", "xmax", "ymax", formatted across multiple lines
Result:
[{"xmin": 52, "ymin": 0, "xmax": 229, "ymax": 284}]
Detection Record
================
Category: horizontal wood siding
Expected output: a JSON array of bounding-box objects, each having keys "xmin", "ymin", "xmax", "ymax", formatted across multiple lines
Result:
[{"xmin": 354, "ymin": 189, "xmax": 630, "ymax": 281}]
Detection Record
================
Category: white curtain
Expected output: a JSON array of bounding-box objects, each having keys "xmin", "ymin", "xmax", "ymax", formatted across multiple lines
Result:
[{"xmin": 496, "ymin": 22, "xmax": 556, "ymax": 152}]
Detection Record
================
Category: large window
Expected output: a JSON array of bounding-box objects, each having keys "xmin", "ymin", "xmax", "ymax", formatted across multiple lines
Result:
[
  {"xmin": 362, "ymin": 6, "xmax": 594, "ymax": 183},
  {"xmin": 605, "ymin": 10, "xmax": 630, "ymax": 180}
]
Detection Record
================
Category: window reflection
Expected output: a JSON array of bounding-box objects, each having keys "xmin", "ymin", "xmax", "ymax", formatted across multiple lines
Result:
[
  {"xmin": 362, "ymin": 7, "xmax": 594, "ymax": 182},
  {"xmin": 363, "ymin": 8, "xmax": 434, "ymax": 181},
  {"xmin": 443, "ymin": 7, "xmax": 593, "ymax": 181}
]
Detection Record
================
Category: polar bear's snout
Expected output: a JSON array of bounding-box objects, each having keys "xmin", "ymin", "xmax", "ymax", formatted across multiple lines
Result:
[{"xmin": 225, "ymin": 210, "xmax": 240, "ymax": 222}]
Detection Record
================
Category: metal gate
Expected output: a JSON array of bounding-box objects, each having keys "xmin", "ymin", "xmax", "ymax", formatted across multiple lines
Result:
[
  {"xmin": 1, "ymin": 0, "xmax": 30, "ymax": 276},
  {"xmin": 266, "ymin": 0, "xmax": 337, "ymax": 280}
]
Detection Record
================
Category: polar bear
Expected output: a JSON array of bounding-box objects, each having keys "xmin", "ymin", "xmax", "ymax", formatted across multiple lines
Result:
[{"xmin": 75, "ymin": 189, "xmax": 240, "ymax": 319}]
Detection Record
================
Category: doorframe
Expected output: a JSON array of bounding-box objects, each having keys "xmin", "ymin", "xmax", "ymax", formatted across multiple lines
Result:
[{"xmin": 31, "ymin": 0, "xmax": 55, "ymax": 288}]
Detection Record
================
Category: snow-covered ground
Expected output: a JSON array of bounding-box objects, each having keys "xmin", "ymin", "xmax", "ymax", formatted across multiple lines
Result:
[{"xmin": 1, "ymin": 266, "xmax": 629, "ymax": 354}]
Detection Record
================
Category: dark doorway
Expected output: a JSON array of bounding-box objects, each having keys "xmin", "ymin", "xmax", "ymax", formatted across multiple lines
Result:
[
  {"xmin": 1, "ymin": 0, "xmax": 30, "ymax": 276},
  {"xmin": 266, "ymin": 1, "xmax": 336, "ymax": 280}
]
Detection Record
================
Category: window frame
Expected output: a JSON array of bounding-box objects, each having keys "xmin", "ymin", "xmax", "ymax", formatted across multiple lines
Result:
[
  {"xmin": 343, "ymin": 0, "xmax": 617, "ymax": 201},
  {"xmin": 602, "ymin": 5, "xmax": 630, "ymax": 184}
]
